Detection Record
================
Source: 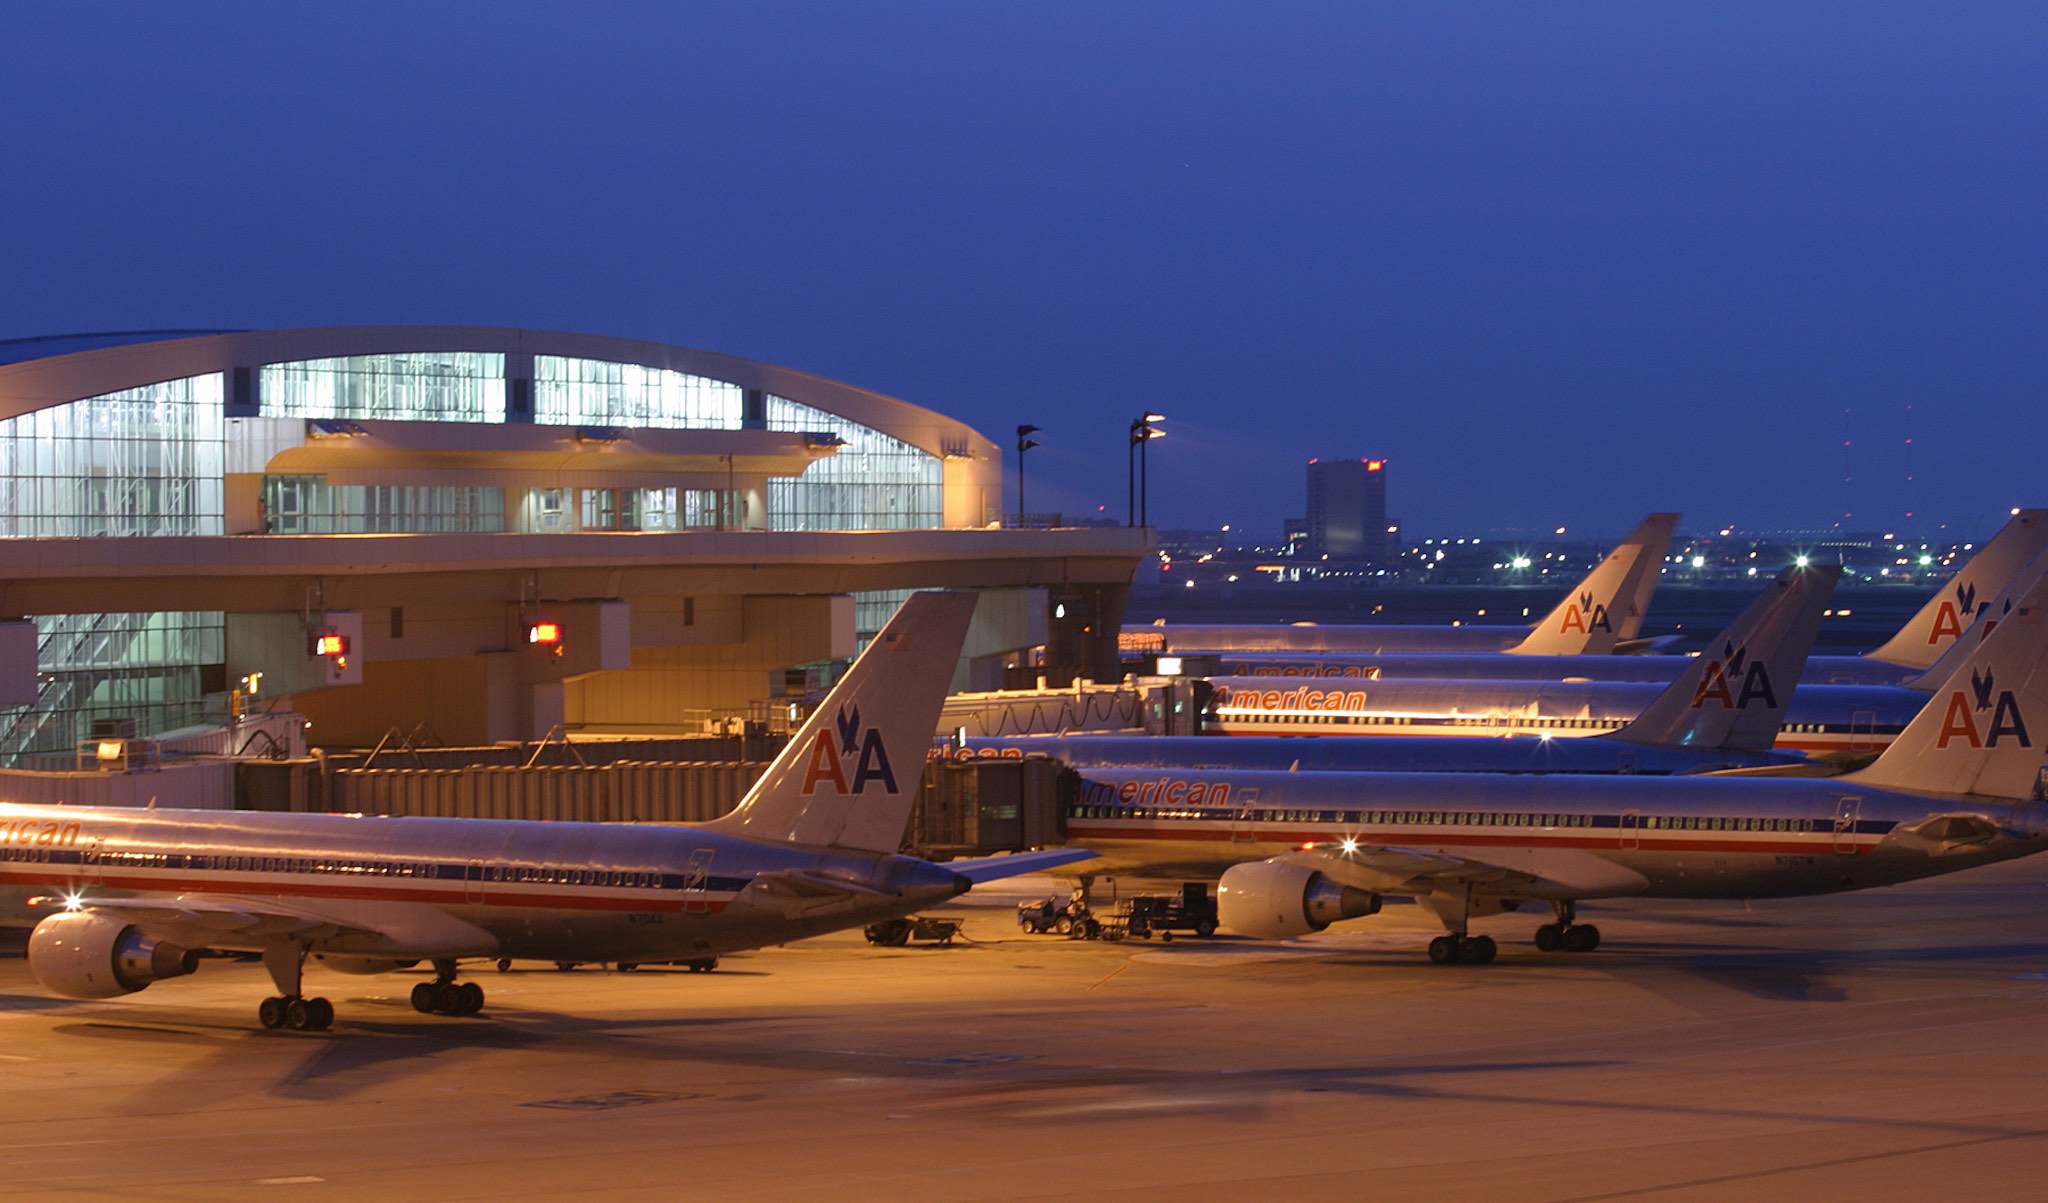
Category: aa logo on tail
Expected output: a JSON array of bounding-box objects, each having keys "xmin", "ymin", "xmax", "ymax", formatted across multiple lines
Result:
[
  {"xmin": 1558, "ymin": 590, "xmax": 1613, "ymax": 636},
  {"xmin": 1934, "ymin": 667, "xmax": 2032, "ymax": 749},
  {"xmin": 1927, "ymin": 581, "xmax": 1983, "ymax": 645},
  {"xmin": 1689, "ymin": 642, "xmax": 1778, "ymax": 710},
  {"xmin": 799, "ymin": 704, "xmax": 900, "ymax": 795}
]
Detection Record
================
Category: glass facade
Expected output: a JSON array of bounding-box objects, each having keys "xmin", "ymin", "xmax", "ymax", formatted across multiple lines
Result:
[
  {"xmin": 0, "ymin": 375, "xmax": 228, "ymax": 762},
  {"xmin": 0, "ymin": 376, "xmax": 225, "ymax": 538},
  {"xmin": 264, "ymin": 477, "xmax": 506, "ymax": 534},
  {"xmin": 262, "ymin": 353, "xmax": 506, "ymax": 422},
  {"xmin": 533, "ymin": 357, "xmax": 743, "ymax": 429},
  {"xmin": 0, "ymin": 340, "xmax": 966, "ymax": 762},
  {"xmin": 765, "ymin": 395, "xmax": 943, "ymax": 531}
]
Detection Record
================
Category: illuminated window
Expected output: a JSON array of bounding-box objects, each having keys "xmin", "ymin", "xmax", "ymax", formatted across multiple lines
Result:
[
  {"xmin": 532, "ymin": 357, "xmax": 742, "ymax": 429},
  {"xmin": 262, "ymin": 353, "xmax": 506, "ymax": 422}
]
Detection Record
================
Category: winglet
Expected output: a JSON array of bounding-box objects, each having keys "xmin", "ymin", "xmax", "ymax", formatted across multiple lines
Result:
[
  {"xmin": 1607, "ymin": 564, "xmax": 1839, "ymax": 752},
  {"xmin": 1865, "ymin": 509, "xmax": 2048, "ymax": 670},
  {"xmin": 1846, "ymin": 577, "xmax": 2048, "ymax": 799},
  {"xmin": 705, "ymin": 591, "xmax": 979, "ymax": 853},
  {"xmin": 1511, "ymin": 513, "xmax": 1679, "ymax": 655}
]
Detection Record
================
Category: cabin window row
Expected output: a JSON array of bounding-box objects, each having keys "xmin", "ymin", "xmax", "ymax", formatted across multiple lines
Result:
[
  {"xmin": 479, "ymin": 864, "xmax": 663, "ymax": 888},
  {"xmin": 1640, "ymin": 815, "xmax": 1813, "ymax": 832},
  {"xmin": 1216, "ymin": 713, "xmax": 1616, "ymax": 730}
]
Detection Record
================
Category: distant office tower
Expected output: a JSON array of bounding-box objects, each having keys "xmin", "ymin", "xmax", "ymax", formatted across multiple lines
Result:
[{"xmin": 1306, "ymin": 457, "xmax": 1388, "ymax": 560}]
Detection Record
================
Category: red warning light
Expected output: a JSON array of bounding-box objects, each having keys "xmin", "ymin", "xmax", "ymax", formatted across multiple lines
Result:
[
  {"xmin": 527, "ymin": 621, "xmax": 562, "ymax": 646},
  {"xmin": 310, "ymin": 633, "xmax": 349, "ymax": 657}
]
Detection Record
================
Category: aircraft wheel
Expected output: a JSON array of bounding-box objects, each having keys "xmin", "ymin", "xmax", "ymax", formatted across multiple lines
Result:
[
  {"xmin": 456, "ymin": 982, "xmax": 485, "ymax": 1015},
  {"xmin": 410, "ymin": 982, "xmax": 439, "ymax": 1013},
  {"xmin": 496, "ymin": 958, "xmax": 513, "ymax": 973},
  {"xmin": 435, "ymin": 981, "xmax": 468, "ymax": 1014},
  {"xmin": 1428, "ymin": 936, "xmax": 1457, "ymax": 964},
  {"xmin": 1462, "ymin": 936, "xmax": 1497, "ymax": 964},
  {"xmin": 686, "ymin": 957, "xmax": 718, "ymax": 973},
  {"xmin": 554, "ymin": 961, "xmax": 577, "ymax": 972},
  {"xmin": 618, "ymin": 962, "xmax": 640, "ymax": 972},
  {"xmin": 259, "ymin": 996, "xmax": 288, "ymax": 1029},
  {"xmin": 1564, "ymin": 924, "xmax": 1601, "ymax": 953},
  {"xmin": 284, "ymin": 998, "xmax": 314, "ymax": 1030},
  {"xmin": 307, "ymin": 997, "xmax": 335, "ymax": 1030},
  {"xmin": 1534, "ymin": 923, "xmax": 1563, "ymax": 952}
]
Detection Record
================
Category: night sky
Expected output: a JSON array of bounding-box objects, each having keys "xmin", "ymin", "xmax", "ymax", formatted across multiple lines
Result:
[{"xmin": 3, "ymin": 3, "xmax": 2042, "ymax": 542}]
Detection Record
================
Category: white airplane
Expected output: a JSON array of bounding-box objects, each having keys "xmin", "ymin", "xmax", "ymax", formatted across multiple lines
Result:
[
  {"xmin": 1194, "ymin": 552, "xmax": 2048, "ymax": 755},
  {"xmin": 1206, "ymin": 509, "xmax": 2048, "ymax": 688},
  {"xmin": 949, "ymin": 565, "xmax": 1839, "ymax": 776},
  {"xmin": 4, "ymin": 592, "xmax": 1091, "ymax": 1031},
  {"xmin": 1138, "ymin": 513, "xmax": 1679, "ymax": 656},
  {"xmin": 1065, "ymin": 581, "xmax": 2048, "ymax": 964}
]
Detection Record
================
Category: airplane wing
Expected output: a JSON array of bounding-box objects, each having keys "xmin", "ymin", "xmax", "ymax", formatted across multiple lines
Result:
[
  {"xmin": 47, "ymin": 894, "xmax": 498, "ymax": 959},
  {"xmin": 944, "ymin": 848, "xmax": 1098, "ymax": 884},
  {"xmin": 1276, "ymin": 841, "xmax": 1649, "ymax": 901},
  {"xmin": 47, "ymin": 896, "xmax": 366, "ymax": 947},
  {"xmin": 1878, "ymin": 813, "xmax": 2015, "ymax": 855}
]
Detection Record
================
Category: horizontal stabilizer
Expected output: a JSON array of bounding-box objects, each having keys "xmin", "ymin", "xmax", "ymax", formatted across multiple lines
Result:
[{"xmin": 944, "ymin": 847, "xmax": 1099, "ymax": 884}]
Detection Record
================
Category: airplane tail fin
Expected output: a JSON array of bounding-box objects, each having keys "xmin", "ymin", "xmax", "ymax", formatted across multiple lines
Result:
[
  {"xmin": 1903, "ymin": 545, "xmax": 2048, "ymax": 692},
  {"xmin": 1846, "ymin": 578, "xmax": 2048, "ymax": 799},
  {"xmin": 1511, "ymin": 513, "xmax": 1679, "ymax": 655},
  {"xmin": 1608, "ymin": 564, "xmax": 1839, "ymax": 752},
  {"xmin": 704, "ymin": 591, "xmax": 979, "ymax": 854},
  {"xmin": 1865, "ymin": 509, "xmax": 2048, "ymax": 670}
]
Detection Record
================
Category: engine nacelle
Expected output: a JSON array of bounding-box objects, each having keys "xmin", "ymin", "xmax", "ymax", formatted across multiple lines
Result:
[
  {"xmin": 312, "ymin": 954, "xmax": 420, "ymax": 975},
  {"xmin": 28, "ymin": 911, "xmax": 199, "ymax": 999},
  {"xmin": 1217, "ymin": 859, "xmax": 1381, "ymax": 939}
]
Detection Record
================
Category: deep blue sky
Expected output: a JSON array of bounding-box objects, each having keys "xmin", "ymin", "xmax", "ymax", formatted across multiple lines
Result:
[{"xmin": 3, "ymin": 3, "xmax": 2042, "ymax": 543}]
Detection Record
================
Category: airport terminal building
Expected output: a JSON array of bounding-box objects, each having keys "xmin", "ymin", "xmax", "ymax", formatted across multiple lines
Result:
[{"xmin": 0, "ymin": 327, "xmax": 1146, "ymax": 764}]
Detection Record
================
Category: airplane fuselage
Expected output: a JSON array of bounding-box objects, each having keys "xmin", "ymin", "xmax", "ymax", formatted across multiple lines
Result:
[
  {"xmin": 0, "ymin": 803, "xmax": 966, "ymax": 964},
  {"xmin": 944, "ymin": 733, "xmax": 1809, "ymax": 776},
  {"xmin": 1203, "ymin": 676, "xmax": 1923, "ymax": 752},
  {"xmin": 1208, "ymin": 650, "xmax": 1920, "ymax": 688},
  {"xmin": 1063, "ymin": 767, "xmax": 2048, "ymax": 900}
]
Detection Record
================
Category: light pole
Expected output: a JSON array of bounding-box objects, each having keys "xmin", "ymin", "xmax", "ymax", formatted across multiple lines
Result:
[
  {"xmin": 1128, "ymin": 413, "xmax": 1163, "ymax": 528},
  {"xmin": 1015, "ymin": 424, "xmax": 1040, "ymax": 526}
]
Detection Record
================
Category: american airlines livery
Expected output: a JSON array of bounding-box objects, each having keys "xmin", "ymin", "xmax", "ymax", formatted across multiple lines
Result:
[
  {"xmin": 2, "ymin": 592, "xmax": 1091, "ymax": 1031},
  {"xmin": 1200, "ymin": 558, "xmax": 2024, "ymax": 755},
  {"xmin": 950, "ymin": 565, "xmax": 1838, "ymax": 776},
  {"xmin": 1209, "ymin": 510, "xmax": 2048, "ymax": 689},
  {"xmin": 1138, "ymin": 512, "xmax": 1679, "ymax": 656},
  {"xmin": 1068, "ymin": 582, "xmax": 2048, "ymax": 964}
]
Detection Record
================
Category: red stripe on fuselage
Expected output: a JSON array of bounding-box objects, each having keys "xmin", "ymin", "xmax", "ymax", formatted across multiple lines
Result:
[
  {"xmin": 0, "ymin": 869, "xmax": 733, "ymax": 913},
  {"xmin": 1063, "ymin": 825, "xmax": 1873, "ymax": 856}
]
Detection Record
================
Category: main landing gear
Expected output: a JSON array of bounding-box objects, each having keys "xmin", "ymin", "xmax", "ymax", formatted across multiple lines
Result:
[
  {"xmin": 1533, "ymin": 901, "xmax": 1600, "ymax": 953},
  {"xmin": 1427, "ymin": 934, "xmax": 1497, "ymax": 964},
  {"xmin": 411, "ymin": 959, "xmax": 485, "ymax": 1016},
  {"xmin": 409, "ymin": 959, "xmax": 485, "ymax": 1016},
  {"xmin": 258, "ymin": 943, "xmax": 334, "ymax": 1031}
]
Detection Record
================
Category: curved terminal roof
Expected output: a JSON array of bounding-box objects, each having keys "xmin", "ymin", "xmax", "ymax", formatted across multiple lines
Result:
[{"xmin": 0, "ymin": 326, "xmax": 998, "ymax": 465}]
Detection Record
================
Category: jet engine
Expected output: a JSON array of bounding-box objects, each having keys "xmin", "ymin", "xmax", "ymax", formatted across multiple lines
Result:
[
  {"xmin": 28, "ymin": 911, "xmax": 199, "ymax": 999},
  {"xmin": 1217, "ymin": 859, "xmax": 1381, "ymax": 939}
]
